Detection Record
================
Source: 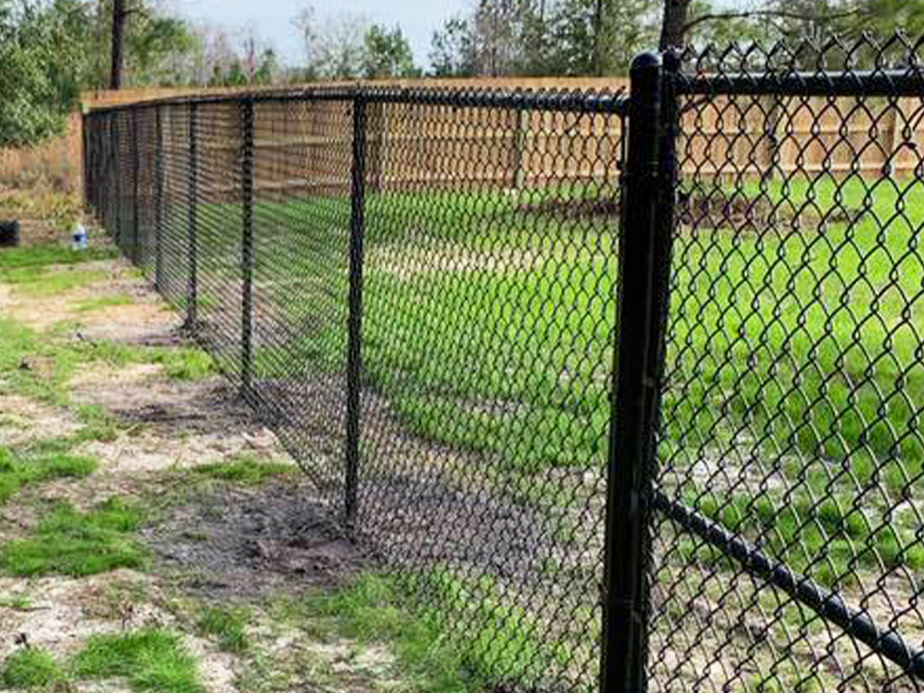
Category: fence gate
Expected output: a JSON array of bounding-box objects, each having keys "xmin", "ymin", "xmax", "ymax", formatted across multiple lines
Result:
[
  {"xmin": 84, "ymin": 38, "xmax": 924, "ymax": 693},
  {"xmin": 644, "ymin": 39, "xmax": 924, "ymax": 693}
]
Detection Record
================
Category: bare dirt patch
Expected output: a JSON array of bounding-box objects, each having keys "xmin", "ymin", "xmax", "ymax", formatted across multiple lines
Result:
[
  {"xmin": 0, "ymin": 393, "xmax": 83, "ymax": 447},
  {"xmin": 78, "ymin": 301, "xmax": 180, "ymax": 343},
  {"xmin": 70, "ymin": 364, "xmax": 287, "ymax": 474},
  {"xmin": 0, "ymin": 257, "xmax": 175, "ymax": 335},
  {"xmin": 0, "ymin": 569, "xmax": 237, "ymax": 692},
  {"xmin": 0, "ymin": 285, "xmax": 80, "ymax": 330},
  {"xmin": 143, "ymin": 480, "xmax": 365, "ymax": 600}
]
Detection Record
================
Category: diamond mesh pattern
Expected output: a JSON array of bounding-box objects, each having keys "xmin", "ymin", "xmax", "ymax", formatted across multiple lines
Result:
[
  {"xmin": 83, "ymin": 43, "xmax": 924, "ymax": 689},
  {"xmin": 651, "ymin": 37, "xmax": 924, "ymax": 692},
  {"xmin": 86, "ymin": 86, "xmax": 627, "ymax": 692}
]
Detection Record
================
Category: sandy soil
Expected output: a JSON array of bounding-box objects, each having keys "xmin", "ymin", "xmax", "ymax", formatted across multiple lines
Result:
[{"xmin": 0, "ymin": 251, "xmax": 394, "ymax": 693}]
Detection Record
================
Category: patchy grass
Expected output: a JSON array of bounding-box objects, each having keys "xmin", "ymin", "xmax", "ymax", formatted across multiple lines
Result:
[
  {"xmin": 1, "ymin": 498, "xmax": 146, "ymax": 577},
  {"xmin": 192, "ymin": 457, "xmax": 293, "ymax": 486},
  {"xmin": 0, "ymin": 446, "xmax": 97, "ymax": 505},
  {"xmin": 0, "ymin": 243, "xmax": 117, "ymax": 273},
  {"xmin": 73, "ymin": 403, "xmax": 123, "ymax": 443},
  {"xmin": 73, "ymin": 628, "xmax": 204, "ymax": 693},
  {"xmin": 0, "ymin": 591, "xmax": 32, "ymax": 610},
  {"xmin": 299, "ymin": 573, "xmax": 480, "ymax": 692},
  {"xmin": 686, "ymin": 490, "xmax": 924, "ymax": 587},
  {"xmin": 8, "ymin": 268, "xmax": 108, "ymax": 296},
  {"xmin": 0, "ymin": 315, "xmax": 213, "ymax": 410},
  {"xmin": 155, "ymin": 348, "xmax": 214, "ymax": 381},
  {"xmin": 409, "ymin": 568, "xmax": 574, "ymax": 687},
  {"xmin": 0, "ymin": 647, "xmax": 63, "ymax": 689},
  {"xmin": 74, "ymin": 293, "xmax": 135, "ymax": 313},
  {"xmin": 197, "ymin": 605, "xmax": 250, "ymax": 653}
]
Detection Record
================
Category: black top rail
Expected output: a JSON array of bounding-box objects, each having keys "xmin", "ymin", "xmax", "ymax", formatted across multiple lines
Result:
[
  {"xmin": 87, "ymin": 85, "xmax": 631, "ymax": 116},
  {"xmin": 653, "ymin": 491, "xmax": 924, "ymax": 680},
  {"xmin": 677, "ymin": 68, "xmax": 924, "ymax": 97}
]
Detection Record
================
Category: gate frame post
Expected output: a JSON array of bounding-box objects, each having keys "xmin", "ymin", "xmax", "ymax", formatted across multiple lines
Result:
[
  {"xmin": 600, "ymin": 50, "xmax": 678, "ymax": 693},
  {"xmin": 241, "ymin": 97, "xmax": 256, "ymax": 401},
  {"xmin": 344, "ymin": 93, "xmax": 368, "ymax": 533}
]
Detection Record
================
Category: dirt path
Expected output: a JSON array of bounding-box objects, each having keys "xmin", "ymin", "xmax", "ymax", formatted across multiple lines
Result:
[{"xmin": 0, "ymin": 248, "xmax": 405, "ymax": 692}]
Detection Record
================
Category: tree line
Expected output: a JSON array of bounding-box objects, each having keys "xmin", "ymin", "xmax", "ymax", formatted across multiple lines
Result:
[
  {"xmin": 0, "ymin": 0, "xmax": 921, "ymax": 148},
  {"xmin": 431, "ymin": 0, "xmax": 924, "ymax": 77},
  {"xmin": 0, "ymin": 0, "xmax": 424, "ymax": 147}
]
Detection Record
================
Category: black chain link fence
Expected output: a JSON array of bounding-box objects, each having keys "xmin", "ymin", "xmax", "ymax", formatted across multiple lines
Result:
[{"xmin": 84, "ymin": 36, "xmax": 924, "ymax": 692}]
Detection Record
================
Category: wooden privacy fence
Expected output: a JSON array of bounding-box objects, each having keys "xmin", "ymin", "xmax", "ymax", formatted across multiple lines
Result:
[
  {"xmin": 146, "ymin": 90, "xmax": 924, "ymax": 203},
  {"xmin": 4, "ymin": 78, "xmax": 923, "ymax": 197},
  {"xmin": 682, "ymin": 94, "xmax": 924, "ymax": 181}
]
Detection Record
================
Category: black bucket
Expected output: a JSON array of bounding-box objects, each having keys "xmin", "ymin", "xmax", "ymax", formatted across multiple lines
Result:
[{"xmin": 0, "ymin": 220, "xmax": 20, "ymax": 247}]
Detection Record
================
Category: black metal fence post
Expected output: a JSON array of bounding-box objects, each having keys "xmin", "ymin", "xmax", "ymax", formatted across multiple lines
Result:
[
  {"xmin": 185, "ymin": 103, "xmax": 199, "ymax": 330},
  {"xmin": 154, "ymin": 105, "xmax": 165, "ymax": 293},
  {"xmin": 345, "ymin": 93, "xmax": 368, "ymax": 532},
  {"xmin": 113, "ymin": 115, "xmax": 122, "ymax": 247},
  {"xmin": 81, "ymin": 111, "xmax": 89, "ymax": 213},
  {"xmin": 241, "ymin": 98, "xmax": 256, "ymax": 400},
  {"xmin": 644, "ymin": 49, "xmax": 680, "ymax": 452},
  {"xmin": 106, "ymin": 116, "xmax": 114, "ymax": 233},
  {"xmin": 130, "ymin": 109, "xmax": 140, "ymax": 265},
  {"xmin": 600, "ymin": 52, "xmax": 669, "ymax": 693}
]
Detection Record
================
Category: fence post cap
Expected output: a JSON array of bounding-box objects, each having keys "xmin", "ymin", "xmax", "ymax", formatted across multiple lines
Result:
[{"xmin": 631, "ymin": 52, "xmax": 662, "ymax": 73}]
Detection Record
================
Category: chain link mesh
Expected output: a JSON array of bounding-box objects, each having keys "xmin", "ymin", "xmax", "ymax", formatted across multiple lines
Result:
[
  {"xmin": 652, "ymin": 36, "xmax": 924, "ymax": 692},
  {"xmin": 86, "ymin": 86, "xmax": 627, "ymax": 692},
  {"xmin": 83, "ymin": 40, "xmax": 924, "ymax": 690}
]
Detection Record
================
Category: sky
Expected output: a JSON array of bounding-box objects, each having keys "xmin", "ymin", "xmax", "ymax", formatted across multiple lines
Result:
[{"xmin": 178, "ymin": 0, "xmax": 472, "ymax": 70}]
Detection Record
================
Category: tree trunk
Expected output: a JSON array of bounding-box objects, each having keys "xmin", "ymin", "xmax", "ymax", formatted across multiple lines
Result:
[
  {"xmin": 593, "ymin": 0, "xmax": 604, "ymax": 76},
  {"xmin": 592, "ymin": 0, "xmax": 616, "ymax": 76},
  {"xmin": 110, "ymin": 0, "xmax": 126, "ymax": 90},
  {"xmin": 659, "ymin": 0, "xmax": 691, "ymax": 51}
]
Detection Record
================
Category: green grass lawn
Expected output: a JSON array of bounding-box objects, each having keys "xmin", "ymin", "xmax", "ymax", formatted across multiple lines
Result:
[
  {"xmin": 0, "ymin": 628, "xmax": 205, "ymax": 693},
  {"xmin": 1, "ymin": 498, "xmax": 147, "ymax": 577},
  {"xmin": 154, "ymin": 173, "xmax": 924, "ymax": 589}
]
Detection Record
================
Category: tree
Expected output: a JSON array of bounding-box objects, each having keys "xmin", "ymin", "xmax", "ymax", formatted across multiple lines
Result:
[
  {"xmin": 544, "ymin": 0, "xmax": 596, "ymax": 74},
  {"xmin": 861, "ymin": 0, "xmax": 924, "ymax": 37},
  {"xmin": 89, "ymin": 1, "xmax": 203, "ymax": 88},
  {"xmin": 109, "ymin": 0, "xmax": 125, "ymax": 88},
  {"xmin": 657, "ymin": 0, "xmax": 874, "ymax": 52},
  {"xmin": 363, "ymin": 24, "xmax": 417, "ymax": 79},
  {"xmin": 294, "ymin": 7, "xmax": 367, "ymax": 79},
  {"xmin": 0, "ymin": 0, "xmax": 90, "ymax": 146},
  {"xmin": 658, "ymin": 0, "xmax": 690, "ymax": 49},
  {"xmin": 470, "ymin": 0, "xmax": 532, "ymax": 75},
  {"xmin": 430, "ymin": 0, "xmax": 660, "ymax": 77},
  {"xmin": 124, "ymin": 10, "xmax": 194, "ymax": 85},
  {"xmin": 429, "ymin": 17, "xmax": 477, "ymax": 76},
  {"xmin": 592, "ymin": 0, "xmax": 659, "ymax": 75},
  {"xmin": 253, "ymin": 48, "xmax": 280, "ymax": 84}
]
